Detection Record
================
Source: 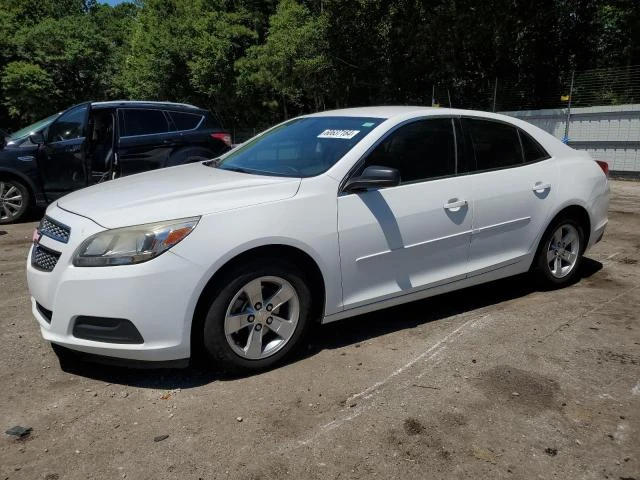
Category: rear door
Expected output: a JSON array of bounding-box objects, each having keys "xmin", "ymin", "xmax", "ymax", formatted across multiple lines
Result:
[
  {"xmin": 166, "ymin": 110, "xmax": 231, "ymax": 156},
  {"xmin": 117, "ymin": 108, "xmax": 171, "ymax": 175},
  {"xmin": 461, "ymin": 117, "xmax": 557, "ymax": 275},
  {"xmin": 163, "ymin": 110, "xmax": 206, "ymax": 153},
  {"xmin": 39, "ymin": 103, "xmax": 91, "ymax": 200}
]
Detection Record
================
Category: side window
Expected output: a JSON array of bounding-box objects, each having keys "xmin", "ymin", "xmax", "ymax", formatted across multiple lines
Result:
[
  {"xmin": 463, "ymin": 118, "xmax": 523, "ymax": 171},
  {"xmin": 121, "ymin": 109, "xmax": 169, "ymax": 136},
  {"xmin": 46, "ymin": 104, "xmax": 88, "ymax": 142},
  {"xmin": 362, "ymin": 118, "xmax": 456, "ymax": 183},
  {"xmin": 168, "ymin": 111, "xmax": 203, "ymax": 131},
  {"xmin": 519, "ymin": 129, "xmax": 550, "ymax": 163}
]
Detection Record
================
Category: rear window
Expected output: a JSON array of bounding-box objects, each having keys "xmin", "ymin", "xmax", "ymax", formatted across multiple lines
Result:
[
  {"xmin": 168, "ymin": 111, "xmax": 203, "ymax": 131},
  {"xmin": 120, "ymin": 109, "xmax": 169, "ymax": 136},
  {"xmin": 463, "ymin": 118, "xmax": 523, "ymax": 171},
  {"xmin": 216, "ymin": 116, "xmax": 384, "ymax": 177},
  {"xmin": 519, "ymin": 129, "xmax": 550, "ymax": 163}
]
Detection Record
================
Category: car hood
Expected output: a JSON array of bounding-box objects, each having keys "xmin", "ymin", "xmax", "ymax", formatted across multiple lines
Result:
[{"xmin": 57, "ymin": 163, "xmax": 301, "ymax": 228}]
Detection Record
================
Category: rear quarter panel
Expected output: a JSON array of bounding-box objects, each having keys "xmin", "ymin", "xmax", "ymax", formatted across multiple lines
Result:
[
  {"xmin": 546, "ymin": 151, "xmax": 609, "ymax": 249},
  {"xmin": 502, "ymin": 115, "xmax": 609, "ymax": 252}
]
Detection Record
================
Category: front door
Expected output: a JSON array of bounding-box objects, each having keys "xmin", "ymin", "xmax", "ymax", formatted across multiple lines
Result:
[
  {"xmin": 338, "ymin": 118, "xmax": 474, "ymax": 310},
  {"xmin": 39, "ymin": 103, "xmax": 90, "ymax": 200}
]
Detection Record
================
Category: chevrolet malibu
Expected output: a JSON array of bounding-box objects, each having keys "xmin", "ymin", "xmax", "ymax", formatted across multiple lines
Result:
[{"xmin": 26, "ymin": 107, "xmax": 610, "ymax": 372}]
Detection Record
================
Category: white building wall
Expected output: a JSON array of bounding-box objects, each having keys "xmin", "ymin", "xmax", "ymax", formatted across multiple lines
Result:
[{"xmin": 503, "ymin": 104, "xmax": 640, "ymax": 173}]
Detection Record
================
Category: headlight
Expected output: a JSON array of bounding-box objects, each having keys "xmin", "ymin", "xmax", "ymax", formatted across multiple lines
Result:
[{"xmin": 72, "ymin": 217, "xmax": 200, "ymax": 267}]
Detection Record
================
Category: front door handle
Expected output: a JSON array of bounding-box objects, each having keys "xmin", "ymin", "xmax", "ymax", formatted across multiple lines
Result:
[
  {"xmin": 532, "ymin": 182, "xmax": 551, "ymax": 192},
  {"xmin": 444, "ymin": 199, "xmax": 468, "ymax": 211}
]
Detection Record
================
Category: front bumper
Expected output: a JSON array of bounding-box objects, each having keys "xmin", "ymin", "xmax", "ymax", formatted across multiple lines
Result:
[{"xmin": 27, "ymin": 206, "xmax": 205, "ymax": 362}]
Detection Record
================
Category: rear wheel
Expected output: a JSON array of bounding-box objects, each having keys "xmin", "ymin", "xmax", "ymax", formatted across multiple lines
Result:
[
  {"xmin": 166, "ymin": 147, "xmax": 216, "ymax": 167},
  {"xmin": 202, "ymin": 260, "xmax": 312, "ymax": 373},
  {"xmin": 0, "ymin": 179, "xmax": 30, "ymax": 224},
  {"xmin": 533, "ymin": 217, "xmax": 585, "ymax": 288}
]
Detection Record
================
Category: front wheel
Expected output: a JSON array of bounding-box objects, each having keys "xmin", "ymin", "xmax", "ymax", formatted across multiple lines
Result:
[
  {"xmin": 202, "ymin": 260, "xmax": 312, "ymax": 373},
  {"xmin": 533, "ymin": 217, "xmax": 585, "ymax": 288},
  {"xmin": 0, "ymin": 179, "xmax": 30, "ymax": 224}
]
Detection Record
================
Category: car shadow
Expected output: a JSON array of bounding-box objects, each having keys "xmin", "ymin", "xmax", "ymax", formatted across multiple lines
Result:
[
  {"xmin": 55, "ymin": 258, "xmax": 603, "ymax": 388},
  {"xmin": 303, "ymin": 257, "xmax": 602, "ymax": 354}
]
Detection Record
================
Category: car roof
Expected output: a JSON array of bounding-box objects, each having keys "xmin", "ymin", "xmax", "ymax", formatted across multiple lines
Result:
[
  {"xmin": 305, "ymin": 105, "xmax": 575, "ymax": 159},
  {"xmin": 305, "ymin": 106, "xmax": 524, "ymax": 123},
  {"xmin": 90, "ymin": 100, "xmax": 204, "ymax": 112}
]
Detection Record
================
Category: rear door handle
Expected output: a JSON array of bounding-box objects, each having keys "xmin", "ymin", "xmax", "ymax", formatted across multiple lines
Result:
[
  {"xmin": 532, "ymin": 182, "xmax": 551, "ymax": 192},
  {"xmin": 444, "ymin": 199, "xmax": 468, "ymax": 211}
]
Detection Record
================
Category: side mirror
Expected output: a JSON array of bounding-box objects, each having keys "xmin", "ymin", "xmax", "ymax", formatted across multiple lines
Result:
[
  {"xmin": 344, "ymin": 165, "xmax": 400, "ymax": 192},
  {"xmin": 29, "ymin": 132, "xmax": 45, "ymax": 144}
]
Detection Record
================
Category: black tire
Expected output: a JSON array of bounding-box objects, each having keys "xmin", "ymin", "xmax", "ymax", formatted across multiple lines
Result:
[
  {"xmin": 532, "ymin": 215, "xmax": 585, "ymax": 289},
  {"xmin": 0, "ymin": 179, "xmax": 30, "ymax": 224},
  {"xmin": 166, "ymin": 147, "xmax": 216, "ymax": 167},
  {"xmin": 202, "ymin": 259, "xmax": 313, "ymax": 373}
]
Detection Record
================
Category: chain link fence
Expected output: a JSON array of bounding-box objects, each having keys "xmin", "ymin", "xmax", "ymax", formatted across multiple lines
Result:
[
  {"xmin": 231, "ymin": 65, "xmax": 640, "ymax": 174},
  {"xmin": 430, "ymin": 65, "xmax": 640, "ymax": 112}
]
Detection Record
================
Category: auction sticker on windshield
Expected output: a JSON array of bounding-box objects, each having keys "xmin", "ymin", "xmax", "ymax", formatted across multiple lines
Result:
[{"xmin": 317, "ymin": 129, "xmax": 360, "ymax": 139}]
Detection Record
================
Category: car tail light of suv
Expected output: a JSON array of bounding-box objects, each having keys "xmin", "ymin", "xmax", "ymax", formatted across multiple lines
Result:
[
  {"xmin": 211, "ymin": 132, "xmax": 232, "ymax": 147},
  {"xmin": 596, "ymin": 160, "xmax": 609, "ymax": 177}
]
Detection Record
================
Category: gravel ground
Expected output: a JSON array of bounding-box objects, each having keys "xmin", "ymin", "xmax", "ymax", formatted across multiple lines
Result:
[{"xmin": 0, "ymin": 180, "xmax": 638, "ymax": 480}]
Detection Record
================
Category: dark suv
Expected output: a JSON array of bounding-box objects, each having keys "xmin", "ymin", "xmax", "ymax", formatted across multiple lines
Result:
[{"xmin": 0, "ymin": 101, "xmax": 231, "ymax": 224}]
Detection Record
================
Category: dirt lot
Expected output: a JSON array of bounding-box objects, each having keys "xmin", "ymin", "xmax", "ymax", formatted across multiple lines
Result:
[{"xmin": 1, "ymin": 180, "xmax": 639, "ymax": 480}]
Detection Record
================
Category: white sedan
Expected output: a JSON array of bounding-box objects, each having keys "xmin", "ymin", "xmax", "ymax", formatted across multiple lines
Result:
[{"xmin": 26, "ymin": 107, "xmax": 610, "ymax": 372}]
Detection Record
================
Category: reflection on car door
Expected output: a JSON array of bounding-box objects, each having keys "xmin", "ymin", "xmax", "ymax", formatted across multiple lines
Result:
[
  {"xmin": 337, "ymin": 118, "xmax": 474, "ymax": 310},
  {"xmin": 117, "ymin": 108, "xmax": 172, "ymax": 176},
  {"xmin": 39, "ymin": 103, "xmax": 91, "ymax": 200},
  {"xmin": 461, "ymin": 117, "xmax": 557, "ymax": 275}
]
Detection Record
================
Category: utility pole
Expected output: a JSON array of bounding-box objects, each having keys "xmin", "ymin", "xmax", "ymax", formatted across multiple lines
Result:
[
  {"xmin": 447, "ymin": 89, "xmax": 452, "ymax": 108},
  {"xmin": 563, "ymin": 70, "xmax": 575, "ymax": 144}
]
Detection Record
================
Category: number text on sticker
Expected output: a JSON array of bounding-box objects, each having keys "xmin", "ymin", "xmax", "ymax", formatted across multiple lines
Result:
[{"xmin": 317, "ymin": 129, "xmax": 360, "ymax": 139}]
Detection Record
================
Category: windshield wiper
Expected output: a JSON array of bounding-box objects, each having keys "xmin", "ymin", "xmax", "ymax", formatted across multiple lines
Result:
[
  {"xmin": 203, "ymin": 157, "xmax": 221, "ymax": 167},
  {"xmin": 219, "ymin": 165, "xmax": 255, "ymax": 174}
]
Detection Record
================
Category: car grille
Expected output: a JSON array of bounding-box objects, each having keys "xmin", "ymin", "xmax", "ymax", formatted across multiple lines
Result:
[
  {"xmin": 40, "ymin": 216, "xmax": 71, "ymax": 243},
  {"xmin": 31, "ymin": 244, "xmax": 61, "ymax": 272}
]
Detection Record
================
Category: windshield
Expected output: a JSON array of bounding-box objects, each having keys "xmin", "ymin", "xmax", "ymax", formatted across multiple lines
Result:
[
  {"xmin": 215, "ymin": 116, "xmax": 384, "ymax": 177},
  {"xmin": 8, "ymin": 113, "xmax": 60, "ymax": 141}
]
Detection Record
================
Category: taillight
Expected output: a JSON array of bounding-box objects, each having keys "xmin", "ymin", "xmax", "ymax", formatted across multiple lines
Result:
[
  {"xmin": 596, "ymin": 160, "xmax": 609, "ymax": 177},
  {"xmin": 211, "ymin": 132, "xmax": 232, "ymax": 147}
]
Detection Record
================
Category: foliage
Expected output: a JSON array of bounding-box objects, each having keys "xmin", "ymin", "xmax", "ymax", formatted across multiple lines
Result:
[
  {"xmin": 2, "ymin": 61, "xmax": 57, "ymax": 122},
  {"xmin": 0, "ymin": 0, "xmax": 638, "ymax": 131},
  {"xmin": 236, "ymin": 0, "xmax": 330, "ymax": 119}
]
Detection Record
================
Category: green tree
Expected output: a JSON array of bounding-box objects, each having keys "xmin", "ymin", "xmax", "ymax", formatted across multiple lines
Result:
[
  {"xmin": 237, "ymin": 0, "xmax": 330, "ymax": 119},
  {"xmin": 185, "ymin": 3, "xmax": 257, "ymax": 124},
  {"xmin": 1, "ymin": 61, "xmax": 58, "ymax": 122},
  {"xmin": 0, "ymin": 0, "xmax": 127, "ymax": 127}
]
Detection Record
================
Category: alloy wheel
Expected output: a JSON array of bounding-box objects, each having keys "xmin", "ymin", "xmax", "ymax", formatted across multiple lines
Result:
[
  {"xmin": 224, "ymin": 276, "xmax": 300, "ymax": 360},
  {"xmin": 0, "ymin": 181, "xmax": 24, "ymax": 222},
  {"xmin": 546, "ymin": 224, "xmax": 580, "ymax": 278}
]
